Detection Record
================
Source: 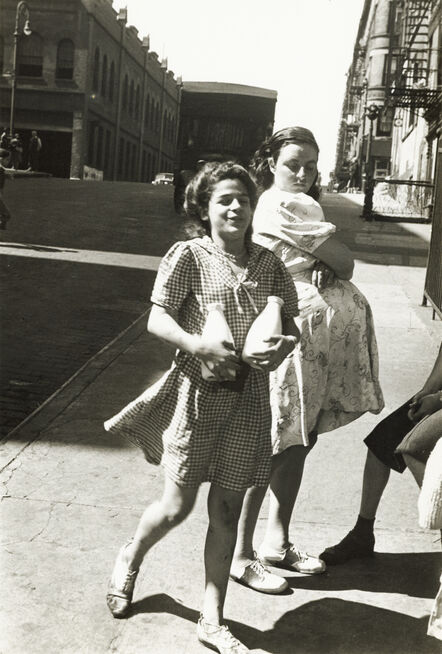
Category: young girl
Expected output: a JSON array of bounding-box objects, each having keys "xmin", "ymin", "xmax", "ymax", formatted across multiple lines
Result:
[{"xmin": 104, "ymin": 162, "xmax": 300, "ymax": 654}]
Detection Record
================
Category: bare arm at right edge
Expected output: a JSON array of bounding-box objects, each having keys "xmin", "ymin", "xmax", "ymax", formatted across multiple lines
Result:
[{"xmin": 312, "ymin": 235, "xmax": 355, "ymax": 280}]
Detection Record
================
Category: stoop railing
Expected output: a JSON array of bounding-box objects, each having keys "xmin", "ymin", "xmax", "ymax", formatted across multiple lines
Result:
[{"xmin": 363, "ymin": 178, "xmax": 434, "ymax": 222}]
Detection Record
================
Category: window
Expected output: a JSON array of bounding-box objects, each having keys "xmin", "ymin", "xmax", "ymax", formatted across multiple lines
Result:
[
  {"xmin": 122, "ymin": 74, "xmax": 128, "ymax": 110},
  {"xmin": 101, "ymin": 55, "xmax": 107, "ymax": 97},
  {"xmin": 135, "ymin": 84, "xmax": 140, "ymax": 119},
  {"xmin": 92, "ymin": 47, "xmax": 100, "ymax": 92},
  {"xmin": 377, "ymin": 106, "xmax": 393, "ymax": 136},
  {"xmin": 0, "ymin": 36, "xmax": 3, "ymax": 73},
  {"xmin": 374, "ymin": 158, "xmax": 390, "ymax": 178},
  {"xmin": 109, "ymin": 61, "xmax": 115, "ymax": 102},
  {"xmin": 129, "ymin": 80, "xmax": 134, "ymax": 116},
  {"xmin": 144, "ymin": 94, "xmax": 150, "ymax": 126},
  {"xmin": 56, "ymin": 39, "xmax": 74, "ymax": 79},
  {"xmin": 18, "ymin": 33, "xmax": 43, "ymax": 77}
]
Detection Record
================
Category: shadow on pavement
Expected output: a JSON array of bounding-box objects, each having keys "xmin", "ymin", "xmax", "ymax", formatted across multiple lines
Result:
[
  {"xmin": 285, "ymin": 551, "xmax": 441, "ymax": 599},
  {"xmin": 130, "ymin": 593, "xmax": 437, "ymax": 654}
]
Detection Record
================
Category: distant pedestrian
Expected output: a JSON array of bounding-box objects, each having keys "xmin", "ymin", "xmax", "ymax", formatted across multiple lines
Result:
[
  {"xmin": 0, "ymin": 128, "xmax": 11, "ymax": 166},
  {"xmin": 0, "ymin": 148, "xmax": 14, "ymax": 229},
  {"xmin": 9, "ymin": 133, "xmax": 23, "ymax": 170},
  {"xmin": 104, "ymin": 161, "xmax": 299, "ymax": 653},
  {"xmin": 28, "ymin": 130, "xmax": 42, "ymax": 171}
]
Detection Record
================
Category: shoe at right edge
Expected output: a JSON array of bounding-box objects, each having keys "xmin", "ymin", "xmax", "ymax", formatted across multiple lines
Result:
[{"xmin": 320, "ymin": 529, "xmax": 375, "ymax": 566}]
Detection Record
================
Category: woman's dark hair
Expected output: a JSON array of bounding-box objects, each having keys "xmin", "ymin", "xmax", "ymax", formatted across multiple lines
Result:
[
  {"xmin": 250, "ymin": 126, "xmax": 321, "ymax": 200},
  {"xmin": 184, "ymin": 161, "xmax": 257, "ymax": 236}
]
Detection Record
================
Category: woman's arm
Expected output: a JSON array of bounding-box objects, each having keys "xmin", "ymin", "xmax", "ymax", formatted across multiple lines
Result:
[{"xmin": 312, "ymin": 235, "xmax": 354, "ymax": 280}]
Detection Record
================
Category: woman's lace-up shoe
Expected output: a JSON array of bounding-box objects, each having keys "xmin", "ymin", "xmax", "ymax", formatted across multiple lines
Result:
[
  {"xmin": 106, "ymin": 542, "xmax": 139, "ymax": 618},
  {"xmin": 197, "ymin": 615, "xmax": 249, "ymax": 653},
  {"xmin": 230, "ymin": 556, "xmax": 288, "ymax": 594},
  {"xmin": 258, "ymin": 542, "xmax": 326, "ymax": 574}
]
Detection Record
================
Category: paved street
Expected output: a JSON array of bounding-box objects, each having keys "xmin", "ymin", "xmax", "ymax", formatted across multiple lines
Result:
[
  {"xmin": 1, "ymin": 182, "xmax": 442, "ymax": 653},
  {"xmin": 0, "ymin": 179, "xmax": 183, "ymax": 437}
]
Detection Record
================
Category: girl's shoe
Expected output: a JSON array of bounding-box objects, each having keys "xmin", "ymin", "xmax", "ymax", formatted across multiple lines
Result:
[
  {"xmin": 257, "ymin": 542, "xmax": 326, "ymax": 574},
  {"xmin": 106, "ymin": 542, "xmax": 139, "ymax": 618},
  {"xmin": 230, "ymin": 556, "xmax": 288, "ymax": 594},
  {"xmin": 197, "ymin": 615, "xmax": 249, "ymax": 653}
]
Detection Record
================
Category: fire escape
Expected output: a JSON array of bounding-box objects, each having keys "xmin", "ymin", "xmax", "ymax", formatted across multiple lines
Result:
[
  {"xmin": 387, "ymin": 0, "xmax": 439, "ymax": 110},
  {"xmin": 388, "ymin": 0, "xmax": 438, "ymax": 110}
]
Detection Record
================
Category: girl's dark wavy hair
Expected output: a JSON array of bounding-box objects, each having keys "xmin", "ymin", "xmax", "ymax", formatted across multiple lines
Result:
[
  {"xmin": 184, "ymin": 161, "xmax": 257, "ymax": 238},
  {"xmin": 250, "ymin": 126, "xmax": 321, "ymax": 200}
]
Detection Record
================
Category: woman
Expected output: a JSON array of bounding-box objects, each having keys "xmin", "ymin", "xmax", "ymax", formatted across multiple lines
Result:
[
  {"xmin": 230, "ymin": 127, "xmax": 384, "ymax": 594},
  {"xmin": 104, "ymin": 162, "xmax": 299, "ymax": 653}
]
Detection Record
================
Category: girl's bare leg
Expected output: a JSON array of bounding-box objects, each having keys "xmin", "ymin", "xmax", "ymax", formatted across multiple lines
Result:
[
  {"xmin": 124, "ymin": 476, "xmax": 198, "ymax": 569},
  {"xmin": 202, "ymin": 484, "xmax": 245, "ymax": 625}
]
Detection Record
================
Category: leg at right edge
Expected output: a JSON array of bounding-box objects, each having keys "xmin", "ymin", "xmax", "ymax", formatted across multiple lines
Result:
[{"xmin": 320, "ymin": 449, "xmax": 391, "ymax": 565}]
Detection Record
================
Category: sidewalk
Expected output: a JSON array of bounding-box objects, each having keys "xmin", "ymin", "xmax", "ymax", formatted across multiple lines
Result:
[{"xmin": 1, "ymin": 194, "xmax": 441, "ymax": 654}]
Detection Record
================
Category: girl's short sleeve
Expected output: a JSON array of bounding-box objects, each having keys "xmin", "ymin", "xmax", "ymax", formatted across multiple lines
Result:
[
  {"xmin": 273, "ymin": 257, "xmax": 299, "ymax": 318},
  {"xmin": 150, "ymin": 242, "xmax": 194, "ymax": 311}
]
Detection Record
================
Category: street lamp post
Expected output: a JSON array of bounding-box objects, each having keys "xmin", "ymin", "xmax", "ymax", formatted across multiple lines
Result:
[
  {"xmin": 9, "ymin": 1, "xmax": 32, "ymax": 136},
  {"xmin": 362, "ymin": 103, "xmax": 380, "ymax": 220}
]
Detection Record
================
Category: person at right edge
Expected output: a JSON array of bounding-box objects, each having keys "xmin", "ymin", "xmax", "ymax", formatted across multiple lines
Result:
[{"xmin": 321, "ymin": 340, "xmax": 442, "ymax": 565}]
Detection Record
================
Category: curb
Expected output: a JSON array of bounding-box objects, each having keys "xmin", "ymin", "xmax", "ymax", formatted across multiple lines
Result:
[{"xmin": 0, "ymin": 307, "xmax": 151, "ymax": 468}]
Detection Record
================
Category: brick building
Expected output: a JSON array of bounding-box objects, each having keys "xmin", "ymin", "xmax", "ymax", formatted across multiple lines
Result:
[{"xmin": 0, "ymin": 0, "xmax": 181, "ymax": 180}]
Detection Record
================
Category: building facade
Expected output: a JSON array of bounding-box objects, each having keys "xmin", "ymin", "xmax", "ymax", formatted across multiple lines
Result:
[
  {"xmin": 177, "ymin": 82, "xmax": 277, "ymax": 171},
  {"xmin": 334, "ymin": 0, "xmax": 440, "ymax": 190},
  {"xmin": 0, "ymin": 0, "xmax": 181, "ymax": 180},
  {"xmin": 335, "ymin": 0, "xmax": 441, "ymax": 315}
]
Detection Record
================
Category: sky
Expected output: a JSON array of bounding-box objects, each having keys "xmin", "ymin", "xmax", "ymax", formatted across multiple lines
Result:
[{"xmin": 114, "ymin": 0, "xmax": 365, "ymax": 180}]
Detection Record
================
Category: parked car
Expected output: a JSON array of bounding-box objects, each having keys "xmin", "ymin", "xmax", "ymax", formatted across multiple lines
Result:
[{"xmin": 152, "ymin": 172, "xmax": 174, "ymax": 185}]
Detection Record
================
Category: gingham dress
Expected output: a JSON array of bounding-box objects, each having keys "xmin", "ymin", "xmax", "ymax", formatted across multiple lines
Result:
[{"xmin": 104, "ymin": 236, "xmax": 299, "ymax": 492}]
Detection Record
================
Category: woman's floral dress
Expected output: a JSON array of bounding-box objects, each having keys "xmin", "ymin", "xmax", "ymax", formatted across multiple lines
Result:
[{"xmin": 253, "ymin": 187, "xmax": 384, "ymax": 452}]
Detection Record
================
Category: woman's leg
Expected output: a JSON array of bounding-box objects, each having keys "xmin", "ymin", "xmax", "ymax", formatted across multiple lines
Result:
[
  {"xmin": 263, "ymin": 444, "xmax": 312, "ymax": 550},
  {"xmin": 202, "ymin": 484, "xmax": 245, "ymax": 625},
  {"xmin": 233, "ymin": 484, "xmax": 267, "ymax": 563},
  {"xmin": 359, "ymin": 449, "xmax": 391, "ymax": 519},
  {"xmin": 124, "ymin": 476, "xmax": 198, "ymax": 569}
]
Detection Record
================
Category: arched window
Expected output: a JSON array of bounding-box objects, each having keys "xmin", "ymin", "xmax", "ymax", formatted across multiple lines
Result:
[
  {"xmin": 155, "ymin": 102, "xmax": 160, "ymax": 132},
  {"xmin": 122, "ymin": 74, "xmax": 128, "ymax": 110},
  {"xmin": 101, "ymin": 55, "xmax": 108, "ymax": 97},
  {"xmin": 129, "ymin": 79, "xmax": 134, "ymax": 116},
  {"xmin": 109, "ymin": 61, "xmax": 115, "ymax": 102},
  {"xmin": 56, "ymin": 39, "xmax": 74, "ymax": 79},
  {"xmin": 149, "ymin": 97, "xmax": 154, "ymax": 128},
  {"xmin": 135, "ymin": 84, "xmax": 140, "ymax": 120},
  {"xmin": 92, "ymin": 46, "xmax": 100, "ymax": 92},
  {"xmin": 144, "ymin": 94, "xmax": 150, "ymax": 126},
  {"xmin": 0, "ymin": 36, "xmax": 5, "ymax": 74},
  {"xmin": 18, "ymin": 32, "xmax": 43, "ymax": 77}
]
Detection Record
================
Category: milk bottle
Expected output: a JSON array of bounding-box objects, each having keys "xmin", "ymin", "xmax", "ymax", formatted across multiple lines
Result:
[
  {"xmin": 242, "ymin": 296, "xmax": 284, "ymax": 369},
  {"xmin": 200, "ymin": 302, "xmax": 236, "ymax": 381}
]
